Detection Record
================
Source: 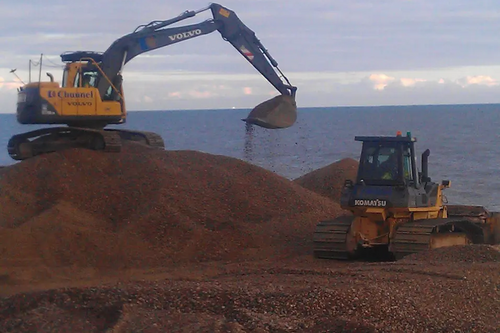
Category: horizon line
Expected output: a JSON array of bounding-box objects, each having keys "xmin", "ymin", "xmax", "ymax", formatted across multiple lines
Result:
[{"xmin": 0, "ymin": 101, "xmax": 499, "ymax": 115}]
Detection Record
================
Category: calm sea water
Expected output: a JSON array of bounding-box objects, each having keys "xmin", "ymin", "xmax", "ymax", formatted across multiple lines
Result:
[{"xmin": 1, "ymin": 104, "xmax": 499, "ymax": 210}]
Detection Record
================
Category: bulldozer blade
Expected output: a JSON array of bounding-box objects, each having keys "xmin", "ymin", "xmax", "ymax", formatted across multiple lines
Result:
[{"xmin": 242, "ymin": 95, "xmax": 297, "ymax": 129}]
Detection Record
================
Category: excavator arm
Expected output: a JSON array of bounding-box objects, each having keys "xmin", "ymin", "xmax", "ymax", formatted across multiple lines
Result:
[
  {"xmin": 94, "ymin": 3, "xmax": 297, "ymax": 128},
  {"xmin": 8, "ymin": 3, "xmax": 297, "ymax": 163}
]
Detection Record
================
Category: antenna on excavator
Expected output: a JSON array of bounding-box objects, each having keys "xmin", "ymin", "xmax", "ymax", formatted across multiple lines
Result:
[{"xmin": 9, "ymin": 69, "xmax": 26, "ymax": 85}]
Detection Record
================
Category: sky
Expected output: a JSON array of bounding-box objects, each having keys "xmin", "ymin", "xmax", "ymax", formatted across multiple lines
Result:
[{"xmin": 1, "ymin": 0, "xmax": 500, "ymax": 113}]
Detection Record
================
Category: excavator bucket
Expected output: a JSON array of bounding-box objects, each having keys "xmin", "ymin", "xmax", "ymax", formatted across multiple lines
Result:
[{"xmin": 242, "ymin": 95, "xmax": 297, "ymax": 129}]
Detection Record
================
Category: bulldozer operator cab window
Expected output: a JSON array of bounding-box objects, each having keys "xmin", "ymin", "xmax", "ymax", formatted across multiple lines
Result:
[
  {"xmin": 402, "ymin": 146, "xmax": 414, "ymax": 182},
  {"xmin": 358, "ymin": 143, "xmax": 415, "ymax": 185},
  {"xmin": 358, "ymin": 144, "xmax": 401, "ymax": 185}
]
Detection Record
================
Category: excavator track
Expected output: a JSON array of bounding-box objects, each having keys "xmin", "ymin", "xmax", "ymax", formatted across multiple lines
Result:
[
  {"xmin": 7, "ymin": 126, "xmax": 164, "ymax": 161},
  {"xmin": 390, "ymin": 218, "xmax": 485, "ymax": 260},
  {"xmin": 313, "ymin": 215, "xmax": 354, "ymax": 260},
  {"xmin": 105, "ymin": 129, "xmax": 165, "ymax": 148}
]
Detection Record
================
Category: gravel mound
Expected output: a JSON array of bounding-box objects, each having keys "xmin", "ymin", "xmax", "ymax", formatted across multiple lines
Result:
[
  {"xmin": 0, "ymin": 143, "xmax": 342, "ymax": 281},
  {"xmin": 293, "ymin": 158, "xmax": 358, "ymax": 203},
  {"xmin": 1, "ymin": 146, "xmax": 499, "ymax": 332}
]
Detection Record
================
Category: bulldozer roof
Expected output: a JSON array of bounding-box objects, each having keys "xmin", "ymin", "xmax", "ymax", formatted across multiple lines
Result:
[{"xmin": 354, "ymin": 135, "xmax": 417, "ymax": 143}]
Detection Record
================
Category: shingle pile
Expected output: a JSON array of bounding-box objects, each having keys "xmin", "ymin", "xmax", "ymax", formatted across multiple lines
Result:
[
  {"xmin": 1, "ymin": 145, "xmax": 499, "ymax": 333},
  {"xmin": 0, "ymin": 143, "xmax": 342, "ymax": 279},
  {"xmin": 293, "ymin": 158, "xmax": 359, "ymax": 203}
]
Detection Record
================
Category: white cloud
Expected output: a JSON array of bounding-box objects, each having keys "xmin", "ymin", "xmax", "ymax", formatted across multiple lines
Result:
[
  {"xmin": 168, "ymin": 92, "xmax": 181, "ymax": 98},
  {"xmin": 400, "ymin": 78, "xmax": 427, "ymax": 87},
  {"xmin": 0, "ymin": 77, "xmax": 21, "ymax": 90},
  {"xmin": 461, "ymin": 75, "xmax": 498, "ymax": 87},
  {"xmin": 188, "ymin": 90, "xmax": 212, "ymax": 99},
  {"xmin": 369, "ymin": 74, "xmax": 396, "ymax": 90}
]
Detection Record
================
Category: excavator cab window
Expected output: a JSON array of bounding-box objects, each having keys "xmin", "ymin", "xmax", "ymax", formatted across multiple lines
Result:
[
  {"xmin": 62, "ymin": 68, "xmax": 69, "ymax": 87},
  {"xmin": 103, "ymin": 74, "xmax": 123, "ymax": 101},
  {"xmin": 75, "ymin": 70, "xmax": 98, "ymax": 88},
  {"xmin": 104, "ymin": 86, "xmax": 113, "ymax": 100}
]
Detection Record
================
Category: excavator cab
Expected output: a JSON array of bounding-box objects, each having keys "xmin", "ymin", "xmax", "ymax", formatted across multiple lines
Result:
[
  {"xmin": 61, "ymin": 52, "xmax": 125, "ymax": 103},
  {"xmin": 15, "ymin": 53, "xmax": 125, "ymax": 131}
]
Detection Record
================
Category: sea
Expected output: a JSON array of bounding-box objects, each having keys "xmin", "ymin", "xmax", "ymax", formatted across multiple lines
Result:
[{"xmin": 1, "ymin": 104, "xmax": 499, "ymax": 211}]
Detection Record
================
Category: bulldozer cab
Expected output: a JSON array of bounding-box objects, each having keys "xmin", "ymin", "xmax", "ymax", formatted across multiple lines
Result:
[
  {"xmin": 339, "ymin": 132, "xmax": 445, "ymax": 210},
  {"xmin": 355, "ymin": 132, "xmax": 418, "ymax": 188}
]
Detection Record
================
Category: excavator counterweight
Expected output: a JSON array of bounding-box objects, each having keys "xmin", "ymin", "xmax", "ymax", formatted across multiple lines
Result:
[{"xmin": 10, "ymin": 3, "xmax": 297, "ymax": 161}]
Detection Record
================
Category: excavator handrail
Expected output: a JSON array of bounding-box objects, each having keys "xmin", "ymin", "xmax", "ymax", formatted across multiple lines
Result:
[{"xmin": 133, "ymin": 5, "xmax": 213, "ymax": 33}]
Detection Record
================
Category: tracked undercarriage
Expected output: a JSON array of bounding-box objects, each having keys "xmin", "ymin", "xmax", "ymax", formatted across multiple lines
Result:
[
  {"xmin": 7, "ymin": 126, "xmax": 165, "ymax": 161},
  {"xmin": 314, "ymin": 206, "xmax": 500, "ymax": 260}
]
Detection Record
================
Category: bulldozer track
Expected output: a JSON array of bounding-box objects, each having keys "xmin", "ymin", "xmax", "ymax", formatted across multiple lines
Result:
[
  {"xmin": 391, "ymin": 218, "xmax": 485, "ymax": 260},
  {"xmin": 313, "ymin": 215, "xmax": 354, "ymax": 260},
  {"xmin": 7, "ymin": 126, "xmax": 164, "ymax": 161}
]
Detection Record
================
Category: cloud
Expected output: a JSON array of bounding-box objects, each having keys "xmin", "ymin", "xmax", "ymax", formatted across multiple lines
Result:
[
  {"xmin": 116, "ymin": 69, "xmax": 500, "ymax": 111},
  {"xmin": 365, "ymin": 72, "xmax": 500, "ymax": 92},
  {"xmin": 2, "ymin": 0, "xmax": 500, "ymax": 75},
  {"xmin": 1, "ymin": 0, "xmax": 500, "ymax": 112},
  {"xmin": 168, "ymin": 92, "xmax": 181, "ymax": 98},
  {"xmin": 243, "ymin": 87, "xmax": 252, "ymax": 95},
  {"xmin": 369, "ymin": 74, "xmax": 396, "ymax": 90},
  {"xmin": 460, "ymin": 75, "xmax": 498, "ymax": 87},
  {"xmin": 0, "ymin": 77, "xmax": 21, "ymax": 90},
  {"xmin": 400, "ymin": 78, "xmax": 427, "ymax": 87},
  {"xmin": 188, "ymin": 90, "xmax": 212, "ymax": 99}
]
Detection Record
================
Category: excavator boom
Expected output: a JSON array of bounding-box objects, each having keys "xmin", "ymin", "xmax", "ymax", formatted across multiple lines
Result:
[{"xmin": 97, "ymin": 3, "xmax": 296, "ymax": 101}]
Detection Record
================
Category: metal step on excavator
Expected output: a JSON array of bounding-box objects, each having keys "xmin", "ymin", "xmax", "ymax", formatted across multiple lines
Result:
[
  {"xmin": 9, "ymin": 3, "xmax": 297, "ymax": 161},
  {"xmin": 313, "ymin": 131, "xmax": 500, "ymax": 260}
]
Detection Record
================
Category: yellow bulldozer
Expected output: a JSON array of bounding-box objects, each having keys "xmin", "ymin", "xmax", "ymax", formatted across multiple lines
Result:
[{"xmin": 313, "ymin": 131, "xmax": 500, "ymax": 260}]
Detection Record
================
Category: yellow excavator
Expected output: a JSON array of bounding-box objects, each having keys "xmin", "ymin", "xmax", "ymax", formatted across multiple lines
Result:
[
  {"xmin": 313, "ymin": 131, "xmax": 500, "ymax": 260},
  {"xmin": 9, "ymin": 3, "xmax": 297, "ymax": 160}
]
